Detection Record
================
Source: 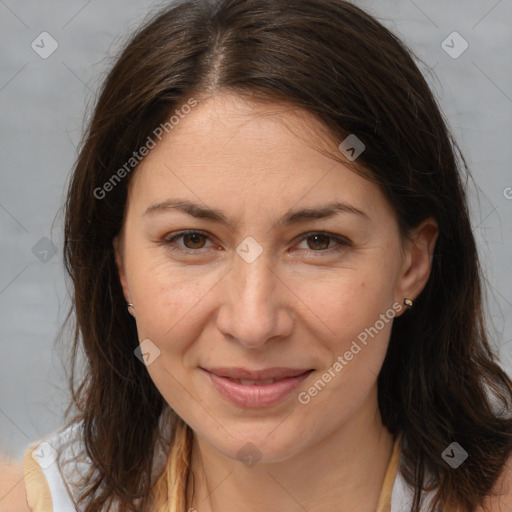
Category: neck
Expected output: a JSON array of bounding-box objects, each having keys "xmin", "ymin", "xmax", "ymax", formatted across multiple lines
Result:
[{"xmin": 186, "ymin": 385, "xmax": 394, "ymax": 512}]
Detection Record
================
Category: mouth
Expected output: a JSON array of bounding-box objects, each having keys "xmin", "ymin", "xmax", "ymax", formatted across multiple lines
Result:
[
  {"xmin": 225, "ymin": 377, "xmax": 282, "ymax": 385},
  {"xmin": 200, "ymin": 367, "xmax": 315, "ymax": 408},
  {"xmin": 202, "ymin": 366, "xmax": 314, "ymax": 381}
]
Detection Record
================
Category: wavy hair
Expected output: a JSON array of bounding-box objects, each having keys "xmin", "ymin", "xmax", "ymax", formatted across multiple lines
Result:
[{"xmin": 61, "ymin": 0, "xmax": 512, "ymax": 510}]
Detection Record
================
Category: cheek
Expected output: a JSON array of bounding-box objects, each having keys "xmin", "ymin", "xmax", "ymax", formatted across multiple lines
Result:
[
  {"xmin": 297, "ymin": 277, "xmax": 394, "ymax": 415},
  {"xmin": 288, "ymin": 264, "xmax": 398, "ymax": 401},
  {"xmin": 127, "ymin": 254, "xmax": 222, "ymax": 352},
  {"xmin": 129, "ymin": 262, "xmax": 216, "ymax": 409},
  {"xmin": 291, "ymin": 267, "xmax": 396, "ymax": 343}
]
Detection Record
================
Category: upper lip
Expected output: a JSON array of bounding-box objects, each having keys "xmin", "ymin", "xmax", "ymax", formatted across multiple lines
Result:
[{"xmin": 202, "ymin": 367, "xmax": 313, "ymax": 381}]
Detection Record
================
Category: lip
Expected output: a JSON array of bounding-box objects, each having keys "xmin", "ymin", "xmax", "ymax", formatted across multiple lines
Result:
[
  {"xmin": 202, "ymin": 366, "xmax": 313, "ymax": 381},
  {"xmin": 200, "ymin": 367, "xmax": 314, "ymax": 408}
]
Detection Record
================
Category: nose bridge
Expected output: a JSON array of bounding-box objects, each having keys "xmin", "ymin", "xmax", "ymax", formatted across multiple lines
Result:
[
  {"xmin": 236, "ymin": 249, "xmax": 274, "ymax": 305},
  {"xmin": 217, "ymin": 245, "xmax": 291, "ymax": 347}
]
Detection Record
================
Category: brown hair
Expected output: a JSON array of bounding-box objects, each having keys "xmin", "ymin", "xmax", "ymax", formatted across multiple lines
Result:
[{"xmin": 61, "ymin": 0, "xmax": 512, "ymax": 510}]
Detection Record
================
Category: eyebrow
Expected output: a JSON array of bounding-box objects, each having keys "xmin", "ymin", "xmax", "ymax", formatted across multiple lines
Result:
[{"xmin": 143, "ymin": 198, "xmax": 369, "ymax": 226}]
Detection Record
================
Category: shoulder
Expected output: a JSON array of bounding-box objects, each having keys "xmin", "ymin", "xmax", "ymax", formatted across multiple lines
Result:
[
  {"xmin": 16, "ymin": 421, "xmax": 88, "ymax": 512},
  {"xmin": 478, "ymin": 451, "xmax": 512, "ymax": 512},
  {"xmin": 0, "ymin": 456, "xmax": 30, "ymax": 511},
  {"xmin": 27, "ymin": 420, "xmax": 92, "ymax": 510}
]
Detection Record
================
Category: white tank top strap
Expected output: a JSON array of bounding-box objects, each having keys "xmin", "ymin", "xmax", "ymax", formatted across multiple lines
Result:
[
  {"xmin": 23, "ymin": 421, "xmax": 94, "ymax": 511},
  {"xmin": 23, "ymin": 408, "xmax": 173, "ymax": 511}
]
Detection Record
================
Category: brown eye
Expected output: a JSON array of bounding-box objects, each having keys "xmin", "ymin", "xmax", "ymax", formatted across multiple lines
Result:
[
  {"xmin": 162, "ymin": 230, "xmax": 214, "ymax": 253},
  {"xmin": 296, "ymin": 232, "xmax": 351, "ymax": 255},
  {"xmin": 306, "ymin": 233, "xmax": 331, "ymax": 250},
  {"xmin": 182, "ymin": 232, "xmax": 207, "ymax": 249}
]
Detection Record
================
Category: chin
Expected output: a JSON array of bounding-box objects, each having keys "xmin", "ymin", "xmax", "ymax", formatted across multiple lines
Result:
[{"xmin": 201, "ymin": 425, "xmax": 308, "ymax": 466}]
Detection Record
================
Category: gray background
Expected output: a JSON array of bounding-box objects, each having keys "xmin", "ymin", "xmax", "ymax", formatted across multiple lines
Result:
[{"xmin": 1, "ymin": 0, "xmax": 511, "ymax": 462}]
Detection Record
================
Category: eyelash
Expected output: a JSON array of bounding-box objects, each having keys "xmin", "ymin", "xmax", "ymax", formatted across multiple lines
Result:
[{"xmin": 160, "ymin": 230, "xmax": 351, "ymax": 256}]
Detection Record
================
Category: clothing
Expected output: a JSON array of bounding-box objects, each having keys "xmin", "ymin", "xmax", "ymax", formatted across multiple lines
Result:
[{"xmin": 23, "ymin": 420, "xmax": 436, "ymax": 511}]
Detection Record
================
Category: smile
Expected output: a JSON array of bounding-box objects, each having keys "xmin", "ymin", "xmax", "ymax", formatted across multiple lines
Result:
[{"xmin": 200, "ymin": 367, "xmax": 314, "ymax": 408}]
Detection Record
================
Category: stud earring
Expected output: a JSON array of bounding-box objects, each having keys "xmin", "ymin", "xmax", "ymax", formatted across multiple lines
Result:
[
  {"xmin": 127, "ymin": 303, "xmax": 135, "ymax": 317},
  {"xmin": 403, "ymin": 298, "xmax": 414, "ymax": 309}
]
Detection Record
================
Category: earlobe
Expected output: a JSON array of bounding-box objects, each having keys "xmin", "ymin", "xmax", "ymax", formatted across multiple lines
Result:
[{"xmin": 395, "ymin": 217, "xmax": 439, "ymax": 314}]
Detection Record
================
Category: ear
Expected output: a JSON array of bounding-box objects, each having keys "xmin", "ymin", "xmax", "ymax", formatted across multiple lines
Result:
[
  {"xmin": 394, "ymin": 217, "xmax": 438, "ymax": 316},
  {"xmin": 112, "ymin": 233, "xmax": 132, "ymax": 306}
]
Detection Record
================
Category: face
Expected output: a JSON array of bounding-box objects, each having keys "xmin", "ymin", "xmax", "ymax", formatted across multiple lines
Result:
[{"xmin": 113, "ymin": 92, "xmax": 437, "ymax": 464}]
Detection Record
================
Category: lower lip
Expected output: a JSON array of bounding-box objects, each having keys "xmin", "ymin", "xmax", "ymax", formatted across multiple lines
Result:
[{"xmin": 202, "ymin": 369, "xmax": 314, "ymax": 408}]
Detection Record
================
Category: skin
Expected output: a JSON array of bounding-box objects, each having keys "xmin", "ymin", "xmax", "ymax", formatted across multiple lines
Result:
[
  {"xmin": 113, "ymin": 91, "xmax": 439, "ymax": 512},
  {"xmin": 0, "ymin": 458, "xmax": 30, "ymax": 512}
]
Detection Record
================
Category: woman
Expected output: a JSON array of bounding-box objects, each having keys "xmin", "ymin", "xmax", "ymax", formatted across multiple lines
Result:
[{"xmin": 8, "ymin": 0, "xmax": 512, "ymax": 510}]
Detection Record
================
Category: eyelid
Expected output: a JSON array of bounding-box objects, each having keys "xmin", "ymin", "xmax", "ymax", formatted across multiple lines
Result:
[
  {"xmin": 160, "ymin": 229, "xmax": 351, "ymax": 254},
  {"xmin": 296, "ymin": 231, "xmax": 352, "ymax": 252},
  {"xmin": 160, "ymin": 229, "xmax": 217, "ymax": 252}
]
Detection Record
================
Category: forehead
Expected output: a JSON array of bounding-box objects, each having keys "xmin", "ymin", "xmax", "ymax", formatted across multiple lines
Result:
[
  {"xmin": 133, "ymin": 92, "xmax": 346, "ymax": 179},
  {"xmin": 126, "ymin": 92, "xmax": 391, "ymax": 223}
]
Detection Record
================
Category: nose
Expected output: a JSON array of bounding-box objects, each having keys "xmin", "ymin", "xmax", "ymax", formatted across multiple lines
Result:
[{"xmin": 215, "ymin": 249, "xmax": 294, "ymax": 349}]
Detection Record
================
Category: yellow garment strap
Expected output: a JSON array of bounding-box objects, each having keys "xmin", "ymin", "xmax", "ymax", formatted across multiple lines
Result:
[
  {"xmin": 376, "ymin": 435, "xmax": 402, "ymax": 512},
  {"xmin": 22, "ymin": 441, "xmax": 54, "ymax": 512}
]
